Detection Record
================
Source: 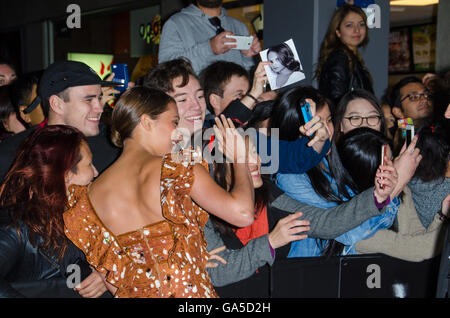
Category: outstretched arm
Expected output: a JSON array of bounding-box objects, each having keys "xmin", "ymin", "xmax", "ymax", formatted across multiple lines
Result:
[{"xmin": 191, "ymin": 116, "xmax": 255, "ymax": 227}]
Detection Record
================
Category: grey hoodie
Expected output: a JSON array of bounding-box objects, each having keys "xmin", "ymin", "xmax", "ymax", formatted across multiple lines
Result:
[
  {"xmin": 158, "ymin": 4, "xmax": 255, "ymax": 74},
  {"xmin": 408, "ymin": 177, "xmax": 450, "ymax": 228}
]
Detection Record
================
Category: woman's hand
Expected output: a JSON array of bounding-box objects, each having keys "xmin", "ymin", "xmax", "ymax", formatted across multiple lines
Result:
[
  {"xmin": 391, "ymin": 135, "xmax": 422, "ymax": 197},
  {"xmin": 206, "ymin": 246, "xmax": 227, "ymax": 268},
  {"xmin": 248, "ymin": 61, "xmax": 270, "ymax": 99},
  {"xmin": 74, "ymin": 268, "xmax": 108, "ymax": 298},
  {"xmin": 441, "ymin": 194, "xmax": 450, "ymax": 217},
  {"xmin": 299, "ymin": 99, "xmax": 330, "ymax": 152},
  {"xmin": 373, "ymin": 156, "xmax": 398, "ymax": 204},
  {"xmin": 214, "ymin": 115, "xmax": 247, "ymax": 163},
  {"xmin": 268, "ymin": 212, "xmax": 310, "ymax": 249}
]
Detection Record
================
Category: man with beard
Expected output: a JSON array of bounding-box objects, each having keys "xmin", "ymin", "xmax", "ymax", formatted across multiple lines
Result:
[{"xmin": 158, "ymin": 0, "xmax": 261, "ymax": 75}]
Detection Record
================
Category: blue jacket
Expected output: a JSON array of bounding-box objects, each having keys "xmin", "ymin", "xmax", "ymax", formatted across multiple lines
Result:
[{"xmin": 277, "ymin": 158, "xmax": 400, "ymax": 257}]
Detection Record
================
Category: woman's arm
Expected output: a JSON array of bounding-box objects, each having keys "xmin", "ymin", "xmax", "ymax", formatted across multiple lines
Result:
[
  {"xmin": 205, "ymin": 213, "xmax": 309, "ymax": 287},
  {"xmin": 191, "ymin": 116, "xmax": 255, "ymax": 227},
  {"xmin": 354, "ymin": 214, "xmax": 446, "ymax": 262},
  {"xmin": 334, "ymin": 197, "xmax": 400, "ymax": 246},
  {"xmin": 271, "ymin": 187, "xmax": 385, "ymax": 239},
  {"xmin": 204, "ymin": 220, "xmax": 273, "ymax": 287},
  {"xmin": 355, "ymin": 193, "xmax": 449, "ymax": 262},
  {"xmin": 191, "ymin": 163, "xmax": 254, "ymax": 227},
  {"xmin": 0, "ymin": 227, "xmax": 26, "ymax": 297}
]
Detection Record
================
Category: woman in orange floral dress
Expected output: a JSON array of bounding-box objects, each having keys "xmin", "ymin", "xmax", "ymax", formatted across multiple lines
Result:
[{"xmin": 63, "ymin": 87, "xmax": 255, "ymax": 298}]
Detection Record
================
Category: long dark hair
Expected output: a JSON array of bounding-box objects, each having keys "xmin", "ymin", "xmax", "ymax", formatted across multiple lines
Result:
[
  {"xmin": 208, "ymin": 135, "xmax": 271, "ymax": 236},
  {"xmin": 0, "ymin": 125, "xmax": 86, "ymax": 259},
  {"xmin": 337, "ymin": 127, "xmax": 393, "ymax": 192},
  {"xmin": 414, "ymin": 122, "xmax": 449, "ymax": 183},
  {"xmin": 323, "ymin": 127, "xmax": 392, "ymax": 256}
]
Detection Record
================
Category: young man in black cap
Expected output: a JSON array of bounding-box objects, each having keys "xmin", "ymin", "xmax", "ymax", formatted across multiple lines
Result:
[{"xmin": 0, "ymin": 60, "xmax": 121, "ymax": 181}]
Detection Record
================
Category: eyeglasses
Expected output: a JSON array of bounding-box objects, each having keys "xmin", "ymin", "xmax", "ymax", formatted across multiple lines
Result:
[
  {"xmin": 209, "ymin": 17, "xmax": 225, "ymax": 35},
  {"xmin": 400, "ymin": 92, "xmax": 432, "ymax": 103},
  {"xmin": 344, "ymin": 115, "xmax": 381, "ymax": 127}
]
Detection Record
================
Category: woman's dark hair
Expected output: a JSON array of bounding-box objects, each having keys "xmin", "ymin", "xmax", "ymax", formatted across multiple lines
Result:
[
  {"xmin": 414, "ymin": 123, "xmax": 449, "ymax": 182},
  {"xmin": 111, "ymin": 86, "xmax": 175, "ymax": 147},
  {"xmin": 267, "ymin": 43, "xmax": 301, "ymax": 72},
  {"xmin": 0, "ymin": 125, "xmax": 86, "ymax": 259},
  {"xmin": 320, "ymin": 127, "xmax": 392, "ymax": 257},
  {"xmin": 315, "ymin": 4, "xmax": 369, "ymax": 80},
  {"xmin": 337, "ymin": 127, "xmax": 393, "ymax": 192},
  {"xmin": 246, "ymin": 100, "xmax": 275, "ymax": 130},
  {"xmin": 333, "ymin": 89, "xmax": 387, "ymax": 143},
  {"xmin": 0, "ymin": 85, "xmax": 15, "ymax": 133},
  {"xmin": 0, "ymin": 85, "xmax": 28, "ymax": 135},
  {"xmin": 208, "ymin": 131, "xmax": 270, "ymax": 236},
  {"xmin": 270, "ymin": 86, "xmax": 327, "ymax": 140}
]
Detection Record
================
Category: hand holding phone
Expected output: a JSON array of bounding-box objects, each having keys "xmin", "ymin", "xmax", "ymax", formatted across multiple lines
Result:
[
  {"xmin": 300, "ymin": 101, "xmax": 313, "ymax": 124},
  {"xmin": 224, "ymin": 35, "xmax": 253, "ymax": 50},
  {"xmin": 397, "ymin": 118, "xmax": 415, "ymax": 147},
  {"xmin": 379, "ymin": 144, "xmax": 387, "ymax": 189}
]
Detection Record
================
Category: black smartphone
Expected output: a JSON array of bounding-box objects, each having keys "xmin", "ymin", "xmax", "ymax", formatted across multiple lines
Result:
[{"xmin": 405, "ymin": 125, "xmax": 415, "ymax": 147}]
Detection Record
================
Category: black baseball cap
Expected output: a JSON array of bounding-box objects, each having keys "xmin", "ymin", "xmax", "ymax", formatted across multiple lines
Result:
[{"xmin": 24, "ymin": 60, "xmax": 120, "ymax": 114}]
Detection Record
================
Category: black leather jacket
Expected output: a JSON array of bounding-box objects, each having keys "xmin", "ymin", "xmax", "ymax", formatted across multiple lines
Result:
[
  {"xmin": 318, "ymin": 49, "xmax": 374, "ymax": 107},
  {"xmin": 0, "ymin": 210, "xmax": 109, "ymax": 298}
]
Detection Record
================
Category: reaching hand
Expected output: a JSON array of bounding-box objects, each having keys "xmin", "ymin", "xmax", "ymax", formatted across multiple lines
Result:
[
  {"xmin": 391, "ymin": 135, "xmax": 422, "ymax": 197},
  {"xmin": 374, "ymin": 156, "xmax": 398, "ymax": 203},
  {"xmin": 247, "ymin": 61, "xmax": 270, "ymax": 101},
  {"xmin": 213, "ymin": 115, "xmax": 247, "ymax": 163},
  {"xmin": 241, "ymin": 35, "xmax": 262, "ymax": 57},
  {"xmin": 101, "ymin": 73, "xmax": 121, "ymax": 105},
  {"xmin": 299, "ymin": 99, "xmax": 330, "ymax": 151},
  {"xmin": 441, "ymin": 194, "xmax": 450, "ymax": 217},
  {"xmin": 206, "ymin": 246, "xmax": 227, "ymax": 268},
  {"xmin": 268, "ymin": 212, "xmax": 310, "ymax": 249}
]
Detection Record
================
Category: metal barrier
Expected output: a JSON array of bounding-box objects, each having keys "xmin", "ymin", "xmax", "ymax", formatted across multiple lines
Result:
[{"xmin": 216, "ymin": 251, "xmax": 444, "ymax": 298}]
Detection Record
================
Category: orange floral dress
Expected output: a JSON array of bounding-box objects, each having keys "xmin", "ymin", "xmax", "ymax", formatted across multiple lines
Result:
[{"xmin": 63, "ymin": 152, "xmax": 218, "ymax": 298}]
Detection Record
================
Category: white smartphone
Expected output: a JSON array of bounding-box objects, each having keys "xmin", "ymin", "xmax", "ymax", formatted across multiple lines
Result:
[{"xmin": 225, "ymin": 35, "xmax": 253, "ymax": 50}]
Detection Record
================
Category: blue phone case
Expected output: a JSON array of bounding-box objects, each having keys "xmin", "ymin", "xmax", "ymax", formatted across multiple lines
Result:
[
  {"xmin": 301, "ymin": 102, "xmax": 313, "ymax": 124},
  {"xmin": 111, "ymin": 64, "xmax": 129, "ymax": 93}
]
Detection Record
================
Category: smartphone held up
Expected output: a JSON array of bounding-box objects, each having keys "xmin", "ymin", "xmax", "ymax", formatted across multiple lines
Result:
[{"xmin": 110, "ymin": 63, "xmax": 130, "ymax": 94}]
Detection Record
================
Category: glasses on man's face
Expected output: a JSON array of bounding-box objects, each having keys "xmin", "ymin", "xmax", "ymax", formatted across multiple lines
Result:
[
  {"xmin": 400, "ymin": 92, "xmax": 432, "ymax": 103},
  {"xmin": 344, "ymin": 115, "xmax": 381, "ymax": 127}
]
